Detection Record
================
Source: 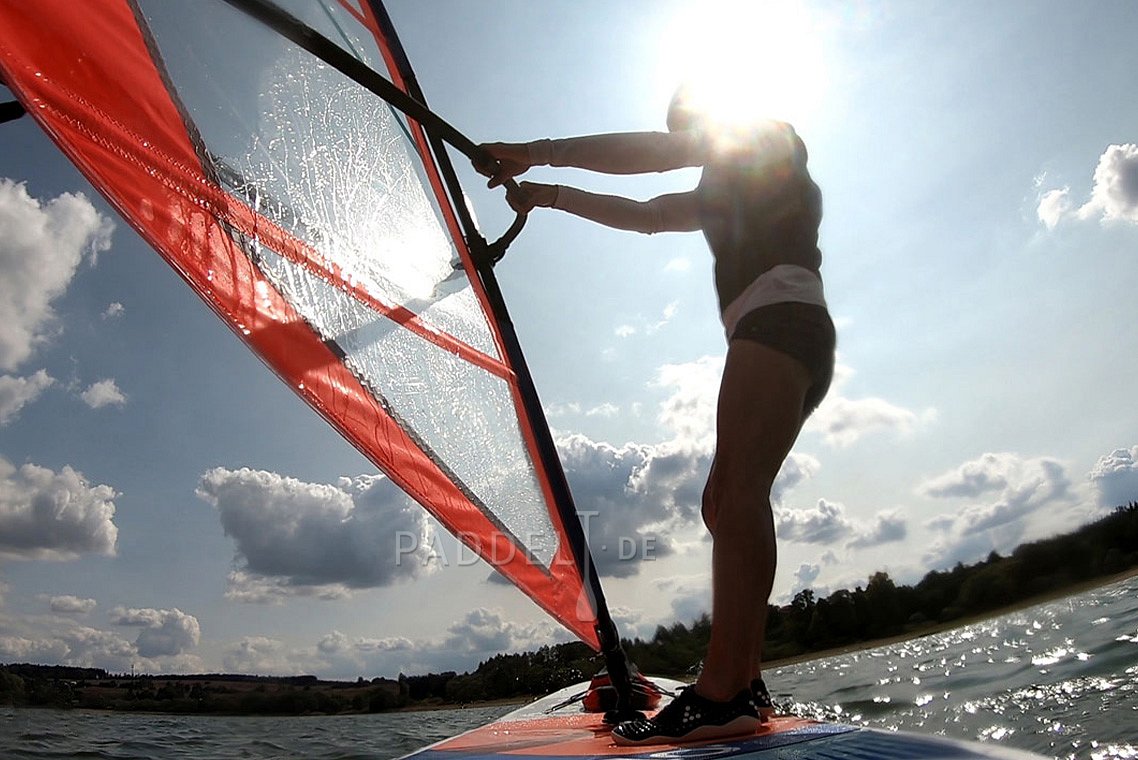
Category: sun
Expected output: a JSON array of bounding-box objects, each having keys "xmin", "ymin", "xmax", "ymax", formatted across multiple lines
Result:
[{"xmin": 656, "ymin": 0, "xmax": 831, "ymax": 130}]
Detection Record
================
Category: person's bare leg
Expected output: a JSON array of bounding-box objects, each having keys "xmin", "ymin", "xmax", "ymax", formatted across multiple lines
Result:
[{"xmin": 695, "ymin": 340, "xmax": 810, "ymax": 703}]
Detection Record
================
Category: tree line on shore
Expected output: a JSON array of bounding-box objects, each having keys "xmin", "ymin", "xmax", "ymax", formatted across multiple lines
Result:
[{"xmin": 3, "ymin": 502, "xmax": 1136, "ymax": 714}]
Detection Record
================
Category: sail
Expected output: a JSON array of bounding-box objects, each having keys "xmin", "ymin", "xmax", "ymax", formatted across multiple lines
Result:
[{"xmin": 0, "ymin": 0, "xmax": 601, "ymax": 647}]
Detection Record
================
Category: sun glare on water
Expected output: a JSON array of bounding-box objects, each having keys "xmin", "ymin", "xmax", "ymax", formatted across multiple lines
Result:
[{"xmin": 657, "ymin": 0, "xmax": 831, "ymax": 130}]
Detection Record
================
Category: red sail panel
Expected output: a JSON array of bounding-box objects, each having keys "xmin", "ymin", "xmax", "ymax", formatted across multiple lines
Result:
[{"xmin": 0, "ymin": 0, "xmax": 599, "ymax": 648}]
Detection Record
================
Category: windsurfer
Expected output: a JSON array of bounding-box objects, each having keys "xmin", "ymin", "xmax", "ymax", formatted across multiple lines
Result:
[{"xmin": 476, "ymin": 86, "xmax": 835, "ymax": 745}]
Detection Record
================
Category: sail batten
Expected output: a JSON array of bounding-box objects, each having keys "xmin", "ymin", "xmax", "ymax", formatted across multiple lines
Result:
[{"xmin": 0, "ymin": 0, "xmax": 601, "ymax": 648}]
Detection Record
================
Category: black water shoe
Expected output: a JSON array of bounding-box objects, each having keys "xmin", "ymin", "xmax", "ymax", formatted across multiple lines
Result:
[
  {"xmin": 750, "ymin": 678, "xmax": 775, "ymax": 721},
  {"xmin": 611, "ymin": 686, "xmax": 760, "ymax": 746}
]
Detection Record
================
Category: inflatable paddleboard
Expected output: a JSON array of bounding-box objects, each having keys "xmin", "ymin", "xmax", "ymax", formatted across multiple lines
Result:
[{"xmin": 402, "ymin": 679, "xmax": 1047, "ymax": 760}]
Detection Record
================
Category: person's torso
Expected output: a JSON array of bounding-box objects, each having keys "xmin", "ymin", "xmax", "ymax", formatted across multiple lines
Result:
[{"xmin": 698, "ymin": 122, "xmax": 824, "ymax": 313}]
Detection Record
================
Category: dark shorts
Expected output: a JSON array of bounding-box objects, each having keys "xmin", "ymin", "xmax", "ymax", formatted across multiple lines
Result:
[{"xmin": 730, "ymin": 301, "xmax": 836, "ymax": 416}]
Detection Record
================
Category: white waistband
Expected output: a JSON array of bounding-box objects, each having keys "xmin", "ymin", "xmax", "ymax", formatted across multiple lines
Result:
[{"xmin": 721, "ymin": 264, "xmax": 828, "ymax": 339}]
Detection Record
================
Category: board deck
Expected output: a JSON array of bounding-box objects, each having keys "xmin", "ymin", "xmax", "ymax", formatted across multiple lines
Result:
[{"xmin": 401, "ymin": 679, "xmax": 1047, "ymax": 760}]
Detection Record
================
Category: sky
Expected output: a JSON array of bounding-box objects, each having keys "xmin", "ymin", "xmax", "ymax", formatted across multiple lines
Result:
[{"xmin": 1, "ymin": 0, "xmax": 1137, "ymax": 681}]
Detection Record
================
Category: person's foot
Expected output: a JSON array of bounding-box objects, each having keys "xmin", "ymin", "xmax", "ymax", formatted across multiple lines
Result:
[
  {"xmin": 611, "ymin": 686, "xmax": 760, "ymax": 746},
  {"xmin": 750, "ymin": 678, "xmax": 775, "ymax": 721}
]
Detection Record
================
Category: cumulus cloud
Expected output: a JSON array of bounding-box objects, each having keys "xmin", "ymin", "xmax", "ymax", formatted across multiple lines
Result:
[
  {"xmin": 777, "ymin": 498, "xmax": 856, "ymax": 544},
  {"xmin": 1089, "ymin": 446, "xmax": 1138, "ymax": 508},
  {"xmin": 0, "ymin": 622, "xmax": 201, "ymax": 673},
  {"xmin": 229, "ymin": 608, "xmax": 568, "ymax": 679},
  {"xmin": 654, "ymin": 575, "xmax": 712, "ymax": 623},
  {"xmin": 50, "ymin": 595, "xmax": 97, "ymax": 614},
  {"xmin": 101, "ymin": 302, "xmax": 124, "ymax": 320},
  {"xmin": 1036, "ymin": 187, "xmax": 1071, "ymax": 230},
  {"xmin": 772, "ymin": 452, "xmax": 821, "ymax": 505},
  {"xmin": 0, "ymin": 179, "xmax": 114, "ymax": 371},
  {"xmin": 110, "ymin": 606, "xmax": 201, "ymax": 658},
  {"xmin": 613, "ymin": 301, "xmax": 680, "ymax": 339},
  {"xmin": 1038, "ymin": 144, "xmax": 1138, "ymax": 229},
  {"xmin": 223, "ymin": 636, "xmax": 299, "ymax": 675},
  {"xmin": 919, "ymin": 452, "xmax": 1074, "ymax": 567},
  {"xmin": 847, "ymin": 509, "xmax": 907, "ymax": 549},
  {"xmin": 794, "ymin": 562, "xmax": 821, "ymax": 588},
  {"xmin": 196, "ymin": 468, "xmax": 435, "ymax": 601},
  {"xmin": 0, "ymin": 369, "xmax": 54, "ymax": 426},
  {"xmin": 1078, "ymin": 143, "xmax": 1138, "ymax": 224},
  {"xmin": 608, "ymin": 606, "xmax": 654, "ymax": 641},
  {"xmin": 810, "ymin": 396, "xmax": 931, "ymax": 448},
  {"xmin": 442, "ymin": 608, "xmax": 557, "ymax": 655},
  {"xmin": 0, "ymin": 457, "xmax": 119, "ymax": 560},
  {"xmin": 806, "ymin": 360, "xmax": 936, "ymax": 448},
  {"xmin": 654, "ymin": 356, "xmax": 721, "ymax": 449},
  {"xmin": 776, "ymin": 498, "xmax": 907, "ymax": 551},
  {"xmin": 560, "ymin": 435, "xmax": 691, "ymax": 577},
  {"xmin": 79, "ymin": 378, "xmax": 127, "ymax": 409},
  {"xmin": 553, "ymin": 357, "xmax": 830, "ymax": 577}
]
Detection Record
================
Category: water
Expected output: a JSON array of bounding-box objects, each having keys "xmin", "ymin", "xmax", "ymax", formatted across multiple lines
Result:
[
  {"xmin": 2, "ymin": 576, "xmax": 1136, "ymax": 759},
  {"xmin": 767, "ymin": 575, "xmax": 1138, "ymax": 759}
]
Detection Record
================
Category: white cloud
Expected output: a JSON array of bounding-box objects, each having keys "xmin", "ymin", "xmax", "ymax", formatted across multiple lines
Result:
[
  {"xmin": 552, "ymin": 356, "xmax": 827, "ymax": 577},
  {"xmin": 0, "ymin": 179, "xmax": 114, "ymax": 371},
  {"xmin": 586, "ymin": 402, "xmax": 620, "ymax": 418},
  {"xmin": 607, "ymin": 605, "xmax": 654, "ymax": 641},
  {"xmin": 442, "ymin": 608, "xmax": 555, "ymax": 654},
  {"xmin": 919, "ymin": 453, "xmax": 1075, "ymax": 567},
  {"xmin": 101, "ymin": 302, "xmax": 124, "ymax": 320},
  {"xmin": 196, "ymin": 468, "xmax": 436, "ymax": 601},
  {"xmin": 1077, "ymin": 143, "xmax": 1138, "ymax": 224},
  {"xmin": 0, "ymin": 457, "xmax": 118, "ymax": 560},
  {"xmin": 1089, "ymin": 445, "xmax": 1138, "ymax": 508},
  {"xmin": 810, "ymin": 396, "xmax": 931, "ymax": 448},
  {"xmin": 794, "ymin": 562, "xmax": 821, "ymax": 588},
  {"xmin": 664, "ymin": 257, "xmax": 691, "ymax": 273},
  {"xmin": 806, "ymin": 360, "xmax": 935, "ymax": 448},
  {"xmin": 223, "ymin": 636, "xmax": 300, "ymax": 675},
  {"xmin": 772, "ymin": 452, "xmax": 821, "ymax": 505},
  {"xmin": 654, "ymin": 575, "xmax": 711, "ymax": 624},
  {"xmin": 1036, "ymin": 187, "xmax": 1071, "ymax": 230},
  {"xmin": 0, "ymin": 634, "xmax": 75, "ymax": 665},
  {"xmin": 0, "ymin": 621, "xmax": 201, "ymax": 674},
  {"xmin": 614, "ymin": 324, "xmax": 637, "ymax": 338},
  {"xmin": 613, "ymin": 302, "xmax": 680, "ymax": 339},
  {"xmin": 648, "ymin": 301, "xmax": 680, "ymax": 334},
  {"xmin": 50, "ymin": 595, "xmax": 97, "ymax": 614},
  {"xmin": 0, "ymin": 369, "xmax": 54, "ymax": 426},
  {"xmin": 559, "ymin": 434, "xmax": 690, "ymax": 577},
  {"xmin": 79, "ymin": 378, "xmax": 127, "ymax": 409},
  {"xmin": 775, "ymin": 496, "xmax": 906, "ymax": 551},
  {"xmin": 847, "ymin": 509, "xmax": 907, "ymax": 549},
  {"xmin": 776, "ymin": 498, "xmax": 856, "ymax": 544},
  {"xmin": 654, "ymin": 356, "xmax": 722, "ymax": 449},
  {"xmin": 1038, "ymin": 145, "xmax": 1138, "ymax": 229},
  {"xmin": 920, "ymin": 452, "xmax": 1021, "ymax": 499},
  {"xmin": 227, "ymin": 608, "xmax": 568, "ymax": 679},
  {"xmin": 110, "ymin": 606, "xmax": 201, "ymax": 658}
]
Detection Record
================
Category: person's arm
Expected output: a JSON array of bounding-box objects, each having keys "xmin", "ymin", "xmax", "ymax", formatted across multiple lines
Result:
[
  {"xmin": 530, "ymin": 131, "xmax": 707, "ymax": 174},
  {"xmin": 479, "ymin": 131, "xmax": 707, "ymax": 187},
  {"xmin": 509, "ymin": 182, "xmax": 701, "ymax": 234}
]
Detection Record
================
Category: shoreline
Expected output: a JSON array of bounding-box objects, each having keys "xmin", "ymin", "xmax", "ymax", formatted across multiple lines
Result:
[
  {"xmin": 6, "ymin": 568, "xmax": 1135, "ymax": 716},
  {"xmin": 413, "ymin": 567, "xmax": 1138, "ymax": 712},
  {"xmin": 763, "ymin": 565, "xmax": 1138, "ymax": 671}
]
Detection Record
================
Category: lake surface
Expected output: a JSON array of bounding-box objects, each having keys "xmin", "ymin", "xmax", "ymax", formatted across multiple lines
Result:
[{"xmin": 2, "ymin": 576, "xmax": 1136, "ymax": 759}]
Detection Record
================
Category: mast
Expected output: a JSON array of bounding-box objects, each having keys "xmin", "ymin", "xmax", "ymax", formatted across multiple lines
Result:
[{"xmin": 366, "ymin": 0, "xmax": 641, "ymax": 723}]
